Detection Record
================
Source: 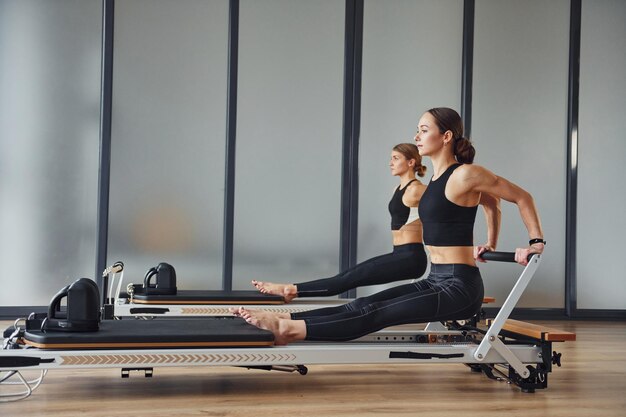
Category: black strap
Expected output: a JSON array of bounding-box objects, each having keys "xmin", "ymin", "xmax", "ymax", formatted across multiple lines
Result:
[
  {"xmin": 389, "ymin": 351, "xmax": 465, "ymax": 360},
  {"xmin": 0, "ymin": 356, "xmax": 55, "ymax": 368},
  {"xmin": 129, "ymin": 307, "xmax": 170, "ymax": 315},
  {"xmin": 400, "ymin": 178, "xmax": 418, "ymax": 191}
]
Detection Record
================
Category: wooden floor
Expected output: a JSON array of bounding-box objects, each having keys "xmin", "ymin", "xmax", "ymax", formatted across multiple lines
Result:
[{"xmin": 1, "ymin": 320, "xmax": 625, "ymax": 417}]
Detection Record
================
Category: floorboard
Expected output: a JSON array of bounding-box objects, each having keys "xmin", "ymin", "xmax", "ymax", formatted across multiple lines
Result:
[{"xmin": 1, "ymin": 320, "xmax": 625, "ymax": 417}]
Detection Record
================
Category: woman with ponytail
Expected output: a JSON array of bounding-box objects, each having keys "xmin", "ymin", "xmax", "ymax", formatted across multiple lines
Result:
[
  {"xmin": 249, "ymin": 143, "xmax": 429, "ymax": 303},
  {"xmin": 415, "ymin": 107, "xmax": 543, "ymax": 266},
  {"xmin": 393, "ymin": 107, "xmax": 544, "ymax": 340}
]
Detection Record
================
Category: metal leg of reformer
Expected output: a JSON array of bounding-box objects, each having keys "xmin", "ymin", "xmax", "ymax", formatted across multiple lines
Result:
[{"xmin": 473, "ymin": 255, "xmax": 541, "ymax": 379}]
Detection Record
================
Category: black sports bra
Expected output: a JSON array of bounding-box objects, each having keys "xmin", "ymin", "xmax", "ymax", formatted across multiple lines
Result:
[
  {"xmin": 418, "ymin": 164, "xmax": 478, "ymax": 246},
  {"xmin": 388, "ymin": 179, "xmax": 419, "ymax": 231}
]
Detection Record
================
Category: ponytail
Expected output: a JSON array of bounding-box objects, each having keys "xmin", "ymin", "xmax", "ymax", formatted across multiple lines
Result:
[
  {"xmin": 453, "ymin": 137, "xmax": 475, "ymax": 164},
  {"xmin": 415, "ymin": 162, "xmax": 427, "ymax": 177}
]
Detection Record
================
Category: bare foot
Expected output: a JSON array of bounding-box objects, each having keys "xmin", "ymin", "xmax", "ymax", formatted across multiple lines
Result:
[
  {"xmin": 230, "ymin": 307, "xmax": 289, "ymax": 320},
  {"xmin": 236, "ymin": 307, "xmax": 304, "ymax": 345},
  {"xmin": 251, "ymin": 280, "xmax": 298, "ymax": 303}
]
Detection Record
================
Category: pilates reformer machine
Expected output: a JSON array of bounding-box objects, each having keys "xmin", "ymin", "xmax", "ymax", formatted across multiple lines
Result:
[
  {"xmin": 1, "ymin": 252, "xmax": 575, "ymax": 402},
  {"xmin": 102, "ymin": 261, "xmax": 352, "ymax": 319}
]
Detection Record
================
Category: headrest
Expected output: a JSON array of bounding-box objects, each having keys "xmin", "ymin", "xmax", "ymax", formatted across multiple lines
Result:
[
  {"xmin": 42, "ymin": 278, "xmax": 100, "ymax": 332},
  {"xmin": 143, "ymin": 262, "xmax": 177, "ymax": 295}
]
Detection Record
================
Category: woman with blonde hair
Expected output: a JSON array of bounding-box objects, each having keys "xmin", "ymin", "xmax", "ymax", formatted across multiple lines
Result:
[{"xmin": 252, "ymin": 143, "xmax": 428, "ymax": 303}]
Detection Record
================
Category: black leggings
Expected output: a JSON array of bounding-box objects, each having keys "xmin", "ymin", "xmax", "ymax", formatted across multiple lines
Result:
[
  {"xmin": 296, "ymin": 243, "xmax": 427, "ymax": 297},
  {"xmin": 292, "ymin": 263, "xmax": 484, "ymax": 341}
]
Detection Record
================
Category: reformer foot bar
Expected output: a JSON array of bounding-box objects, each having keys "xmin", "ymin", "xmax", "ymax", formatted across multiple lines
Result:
[
  {"xmin": 103, "ymin": 262, "xmax": 496, "ymax": 319},
  {"xmin": 1, "ymin": 252, "xmax": 575, "ymax": 402}
]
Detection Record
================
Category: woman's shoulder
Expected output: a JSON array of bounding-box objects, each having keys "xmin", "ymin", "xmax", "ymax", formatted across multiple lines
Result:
[
  {"xmin": 405, "ymin": 179, "xmax": 427, "ymax": 195},
  {"xmin": 452, "ymin": 164, "xmax": 498, "ymax": 188},
  {"xmin": 453, "ymin": 163, "xmax": 492, "ymax": 178}
]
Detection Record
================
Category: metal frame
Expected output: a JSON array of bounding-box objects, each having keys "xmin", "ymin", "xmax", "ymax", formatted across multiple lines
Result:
[
  {"xmin": 95, "ymin": 0, "xmax": 115, "ymax": 291},
  {"xmin": 222, "ymin": 0, "xmax": 240, "ymax": 291},
  {"xmin": 461, "ymin": 0, "xmax": 474, "ymax": 137},
  {"xmin": 339, "ymin": 0, "xmax": 364, "ymax": 299},
  {"xmin": 0, "ymin": 341, "xmax": 545, "ymax": 402},
  {"xmin": 474, "ymin": 255, "xmax": 541, "ymax": 378},
  {"xmin": 1, "ymin": 343, "xmax": 543, "ymax": 372},
  {"xmin": 565, "ymin": 0, "xmax": 580, "ymax": 318},
  {"xmin": 112, "ymin": 300, "xmax": 348, "ymax": 318}
]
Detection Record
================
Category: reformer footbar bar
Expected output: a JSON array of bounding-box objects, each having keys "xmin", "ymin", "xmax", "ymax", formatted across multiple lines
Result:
[{"xmin": 1, "ymin": 251, "xmax": 575, "ymax": 402}]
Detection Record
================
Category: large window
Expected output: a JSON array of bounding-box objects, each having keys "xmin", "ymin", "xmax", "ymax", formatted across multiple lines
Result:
[
  {"xmin": 0, "ymin": 0, "xmax": 101, "ymax": 306},
  {"xmin": 358, "ymin": 0, "xmax": 463, "ymax": 297},
  {"xmin": 473, "ymin": 0, "xmax": 569, "ymax": 307},
  {"xmin": 577, "ymin": 0, "xmax": 626, "ymax": 309},
  {"xmin": 232, "ymin": 0, "xmax": 345, "ymax": 289},
  {"xmin": 108, "ymin": 0, "xmax": 229, "ymax": 289}
]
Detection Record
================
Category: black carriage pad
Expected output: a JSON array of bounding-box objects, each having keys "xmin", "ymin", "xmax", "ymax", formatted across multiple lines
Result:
[
  {"xmin": 23, "ymin": 317, "xmax": 274, "ymax": 349},
  {"xmin": 129, "ymin": 289, "xmax": 284, "ymax": 305}
]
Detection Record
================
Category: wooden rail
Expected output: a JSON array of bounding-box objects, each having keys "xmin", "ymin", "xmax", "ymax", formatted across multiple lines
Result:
[{"xmin": 488, "ymin": 318, "xmax": 576, "ymax": 342}]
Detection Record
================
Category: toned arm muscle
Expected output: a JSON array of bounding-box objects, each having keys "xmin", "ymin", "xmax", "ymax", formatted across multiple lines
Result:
[
  {"xmin": 480, "ymin": 192, "xmax": 501, "ymax": 249},
  {"xmin": 462, "ymin": 165, "xmax": 544, "ymax": 265}
]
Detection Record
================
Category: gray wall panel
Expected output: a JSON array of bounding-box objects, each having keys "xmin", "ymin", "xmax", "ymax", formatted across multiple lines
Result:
[
  {"xmin": 108, "ymin": 0, "xmax": 229, "ymax": 289},
  {"xmin": 358, "ymin": 0, "xmax": 464, "ymax": 297},
  {"xmin": 233, "ymin": 0, "xmax": 344, "ymax": 289},
  {"xmin": 473, "ymin": 0, "xmax": 569, "ymax": 307},
  {"xmin": 0, "ymin": 0, "xmax": 101, "ymax": 306}
]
